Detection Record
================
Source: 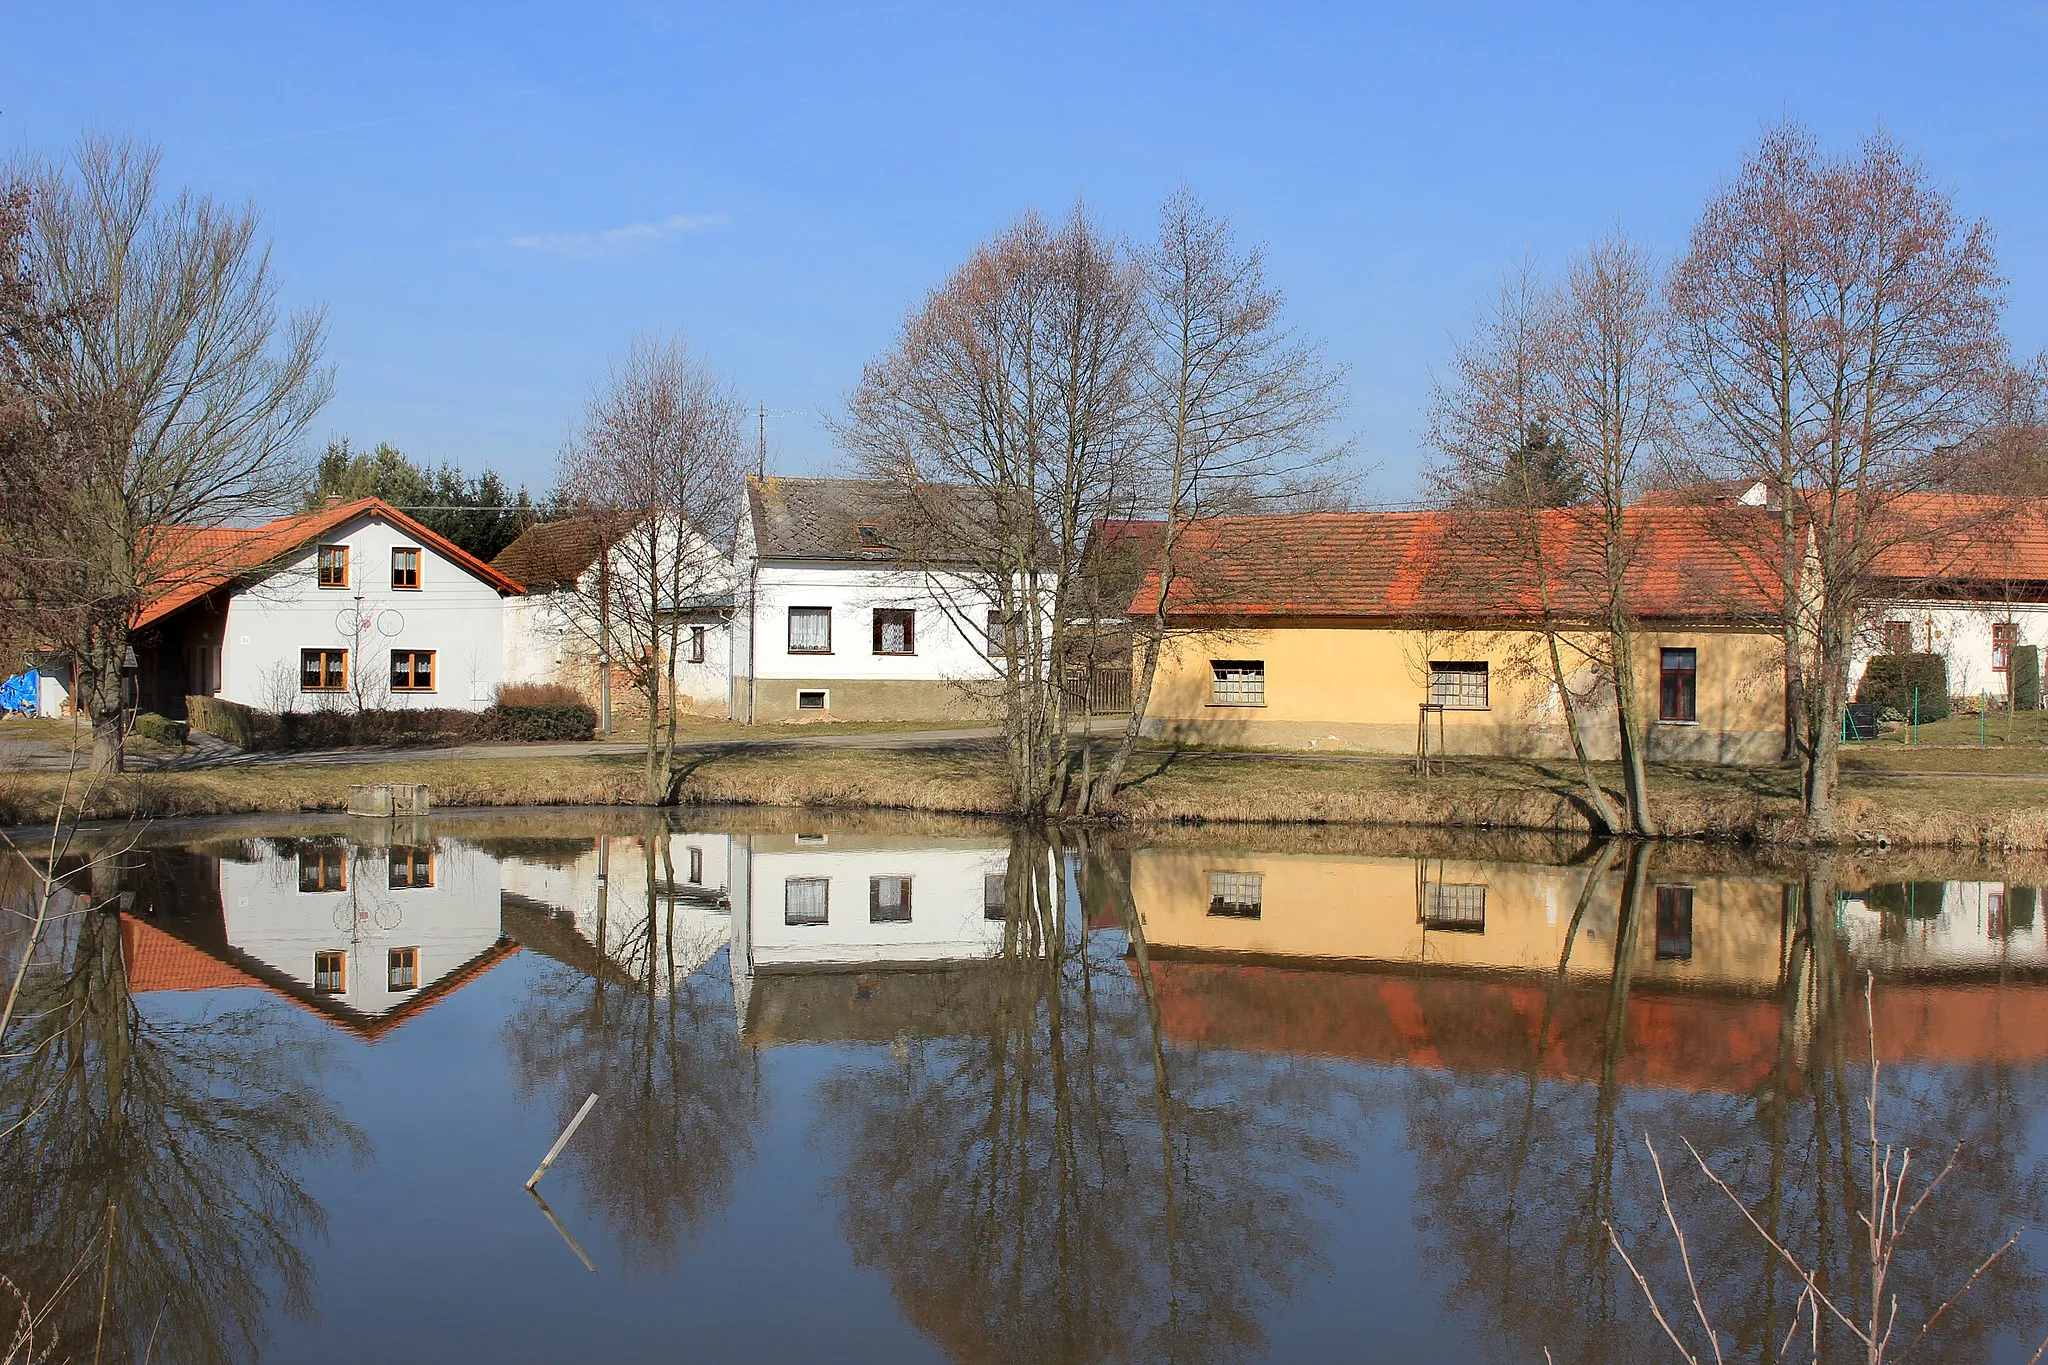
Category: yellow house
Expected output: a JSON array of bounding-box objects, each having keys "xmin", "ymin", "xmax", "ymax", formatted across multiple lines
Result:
[{"xmin": 1127, "ymin": 507, "xmax": 1788, "ymax": 764}]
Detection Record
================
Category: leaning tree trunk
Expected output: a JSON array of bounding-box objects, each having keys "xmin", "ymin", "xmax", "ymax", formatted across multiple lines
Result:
[{"xmin": 1607, "ymin": 620, "xmax": 1658, "ymax": 837}]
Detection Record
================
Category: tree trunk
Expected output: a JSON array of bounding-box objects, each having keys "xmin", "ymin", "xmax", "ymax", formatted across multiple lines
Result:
[
  {"xmin": 1545, "ymin": 628, "xmax": 1620, "ymax": 835},
  {"xmin": 1608, "ymin": 623, "xmax": 1657, "ymax": 837}
]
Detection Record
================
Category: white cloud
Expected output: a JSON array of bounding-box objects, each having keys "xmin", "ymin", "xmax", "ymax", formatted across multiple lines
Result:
[{"xmin": 505, "ymin": 212, "xmax": 728, "ymax": 260}]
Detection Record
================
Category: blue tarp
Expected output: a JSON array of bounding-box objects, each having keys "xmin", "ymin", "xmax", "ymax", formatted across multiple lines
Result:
[{"xmin": 0, "ymin": 670, "xmax": 40, "ymax": 716}]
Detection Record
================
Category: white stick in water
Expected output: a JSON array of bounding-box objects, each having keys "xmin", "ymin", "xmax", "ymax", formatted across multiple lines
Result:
[{"xmin": 526, "ymin": 1092, "xmax": 600, "ymax": 1191}]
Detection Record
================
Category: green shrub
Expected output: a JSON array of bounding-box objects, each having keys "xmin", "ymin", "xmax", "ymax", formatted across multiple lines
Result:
[
  {"xmin": 130, "ymin": 711, "xmax": 187, "ymax": 746},
  {"xmin": 482, "ymin": 702, "xmax": 597, "ymax": 741},
  {"xmin": 2013, "ymin": 645, "xmax": 2041, "ymax": 711},
  {"xmin": 185, "ymin": 695, "xmax": 271, "ymax": 747},
  {"xmin": 274, "ymin": 708, "xmax": 480, "ymax": 751},
  {"xmin": 1855, "ymin": 653, "xmax": 1951, "ymax": 723}
]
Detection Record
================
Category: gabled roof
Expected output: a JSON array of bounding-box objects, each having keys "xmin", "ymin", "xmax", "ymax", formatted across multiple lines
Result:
[
  {"xmin": 490, "ymin": 515, "xmax": 630, "ymax": 592},
  {"xmin": 1126, "ymin": 505, "xmax": 1785, "ymax": 625},
  {"xmin": 1865, "ymin": 494, "xmax": 2048, "ymax": 587},
  {"xmin": 747, "ymin": 475, "xmax": 1008, "ymax": 566},
  {"xmin": 137, "ymin": 497, "xmax": 526, "ymax": 629}
]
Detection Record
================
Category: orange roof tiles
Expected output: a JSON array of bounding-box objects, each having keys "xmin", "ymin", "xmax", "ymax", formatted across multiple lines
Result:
[
  {"xmin": 1128, "ymin": 505, "xmax": 1786, "ymax": 625},
  {"xmin": 121, "ymin": 914, "xmax": 264, "ymax": 992},
  {"xmin": 136, "ymin": 497, "xmax": 526, "ymax": 629}
]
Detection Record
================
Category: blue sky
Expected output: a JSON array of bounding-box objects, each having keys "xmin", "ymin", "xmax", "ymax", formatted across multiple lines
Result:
[{"xmin": 5, "ymin": 2, "xmax": 2047, "ymax": 502}]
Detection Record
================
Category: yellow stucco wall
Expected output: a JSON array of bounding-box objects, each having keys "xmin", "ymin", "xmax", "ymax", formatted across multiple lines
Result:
[
  {"xmin": 1129, "ymin": 849, "xmax": 1788, "ymax": 991},
  {"xmin": 1143, "ymin": 620, "xmax": 1785, "ymax": 764}
]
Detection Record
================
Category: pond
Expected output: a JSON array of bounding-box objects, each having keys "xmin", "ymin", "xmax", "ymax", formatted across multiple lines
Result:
[{"xmin": 5, "ymin": 809, "xmax": 2048, "ymax": 1363}]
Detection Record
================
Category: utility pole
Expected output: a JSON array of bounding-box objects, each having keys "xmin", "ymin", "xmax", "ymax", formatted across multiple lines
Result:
[{"xmin": 757, "ymin": 401, "xmax": 767, "ymax": 477}]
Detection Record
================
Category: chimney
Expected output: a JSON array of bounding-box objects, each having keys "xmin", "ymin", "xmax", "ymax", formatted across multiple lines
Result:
[{"xmin": 325, "ymin": 495, "xmax": 342, "ymax": 507}]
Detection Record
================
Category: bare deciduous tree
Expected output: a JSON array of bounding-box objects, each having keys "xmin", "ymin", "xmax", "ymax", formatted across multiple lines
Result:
[
  {"xmin": 0, "ymin": 136, "xmax": 330, "ymax": 771},
  {"xmin": 841, "ymin": 208, "xmax": 1146, "ymax": 816},
  {"xmin": 1086, "ymin": 190, "xmax": 1345, "ymax": 812},
  {"xmin": 1426, "ymin": 261, "xmax": 1621, "ymax": 833},
  {"xmin": 558, "ymin": 336, "xmax": 746, "ymax": 804}
]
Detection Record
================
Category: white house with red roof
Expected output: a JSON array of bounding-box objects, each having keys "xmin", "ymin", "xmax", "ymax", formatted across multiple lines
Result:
[{"xmin": 116, "ymin": 497, "xmax": 525, "ymax": 717}]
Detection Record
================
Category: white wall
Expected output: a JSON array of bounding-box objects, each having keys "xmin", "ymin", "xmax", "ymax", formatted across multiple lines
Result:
[
  {"xmin": 741, "ymin": 833, "xmax": 1011, "ymax": 968},
  {"xmin": 1852, "ymin": 601, "xmax": 2048, "ymax": 702},
  {"xmin": 218, "ymin": 836, "xmax": 506, "ymax": 1018},
  {"xmin": 1840, "ymin": 880, "xmax": 2048, "ymax": 971},
  {"xmin": 219, "ymin": 513, "xmax": 509, "ymax": 712},
  {"xmin": 748, "ymin": 562, "xmax": 1003, "ymax": 685},
  {"xmin": 499, "ymin": 831, "xmax": 735, "ymax": 985}
]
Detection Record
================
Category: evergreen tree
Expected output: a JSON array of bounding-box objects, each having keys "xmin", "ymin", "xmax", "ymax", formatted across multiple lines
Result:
[
  {"xmin": 1489, "ymin": 420, "xmax": 1584, "ymax": 508},
  {"xmin": 307, "ymin": 438, "xmax": 538, "ymax": 560}
]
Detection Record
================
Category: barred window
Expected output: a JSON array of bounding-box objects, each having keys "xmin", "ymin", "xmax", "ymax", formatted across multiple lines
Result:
[
  {"xmin": 1428, "ymin": 661, "xmax": 1489, "ymax": 710},
  {"xmin": 1210, "ymin": 660, "xmax": 1265, "ymax": 706},
  {"xmin": 1423, "ymin": 882, "xmax": 1486, "ymax": 932},
  {"xmin": 784, "ymin": 877, "xmax": 829, "ymax": 926},
  {"xmin": 1208, "ymin": 871, "xmax": 1263, "ymax": 919},
  {"xmin": 870, "ymin": 875, "xmax": 913, "ymax": 924}
]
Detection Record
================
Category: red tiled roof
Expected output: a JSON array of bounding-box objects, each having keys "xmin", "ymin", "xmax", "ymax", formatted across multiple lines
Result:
[
  {"xmin": 1127, "ymin": 505, "xmax": 1785, "ymax": 624},
  {"xmin": 1864, "ymin": 494, "xmax": 2048, "ymax": 586},
  {"xmin": 121, "ymin": 914, "xmax": 265, "ymax": 992},
  {"xmin": 136, "ymin": 498, "xmax": 526, "ymax": 629}
]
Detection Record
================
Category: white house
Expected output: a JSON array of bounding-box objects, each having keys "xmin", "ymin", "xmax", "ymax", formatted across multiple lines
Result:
[
  {"xmin": 731, "ymin": 477, "xmax": 1011, "ymax": 722},
  {"xmin": 126, "ymin": 497, "xmax": 523, "ymax": 718},
  {"xmin": 496, "ymin": 827, "xmax": 735, "ymax": 988},
  {"xmin": 494, "ymin": 512, "xmax": 736, "ymax": 718}
]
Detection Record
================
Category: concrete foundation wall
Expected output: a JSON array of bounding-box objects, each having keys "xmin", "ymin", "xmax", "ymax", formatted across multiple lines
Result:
[{"xmin": 750, "ymin": 677, "xmax": 998, "ymax": 723}]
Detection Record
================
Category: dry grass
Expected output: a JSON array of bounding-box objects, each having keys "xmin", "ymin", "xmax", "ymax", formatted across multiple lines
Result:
[{"xmin": 3, "ymin": 743, "xmax": 2046, "ymax": 849}]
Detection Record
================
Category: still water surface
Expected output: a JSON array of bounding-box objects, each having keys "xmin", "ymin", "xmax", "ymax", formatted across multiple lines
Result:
[{"xmin": 7, "ymin": 810, "xmax": 2048, "ymax": 1363}]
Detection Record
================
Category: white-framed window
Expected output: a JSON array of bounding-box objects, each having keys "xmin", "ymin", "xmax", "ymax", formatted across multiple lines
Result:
[
  {"xmin": 1427, "ymin": 661, "xmax": 1489, "ymax": 710},
  {"xmin": 788, "ymin": 607, "xmax": 832, "ymax": 654},
  {"xmin": 784, "ymin": 877, "xmax": 829, "ymax": 926},
  {"xmin": 1208, "ymin": 871, "xmax": 1263, "ymax": 919},
  {"xmin": 1210, "ymin": 660, "xmax": 1265, "ymax": 706}
]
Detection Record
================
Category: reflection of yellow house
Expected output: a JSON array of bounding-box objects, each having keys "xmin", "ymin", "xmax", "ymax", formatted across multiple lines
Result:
[
  {"xmin": 1130, "ymin": 849, "xmax": 1788, "ymax": 991},
  {"xmin": 1124, "ymin": 508, "xmax": 1787, "ymax": 762}
]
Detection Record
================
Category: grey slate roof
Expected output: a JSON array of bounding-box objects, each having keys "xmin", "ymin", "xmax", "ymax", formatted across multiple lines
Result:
[{"xmin": 748, "ymin": 476, "xmax": 979, "ymax": 563}]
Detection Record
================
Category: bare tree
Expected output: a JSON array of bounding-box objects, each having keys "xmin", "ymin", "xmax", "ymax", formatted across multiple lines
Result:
[
  {"xmin": 1085, "ymin": 190, "xmax": 1345, "ymax": 812},
  {"xmin": 1426, "ymin": 260, "xmax": 1621, "ymax": 833},
  {"xmin": 558, "ymin": 336, "xmax": 745, "ymax": 804},
  {"xmin": 1544, "ymin": 232, "xmax": 1681, "ymax": 835},
  {"xmin": 841, "ymin": 208, "xmax": 1146, "ymax": 816},
  {"xmin": 0, "ymin": 136, "xmax": 329, "ymax": 772}
]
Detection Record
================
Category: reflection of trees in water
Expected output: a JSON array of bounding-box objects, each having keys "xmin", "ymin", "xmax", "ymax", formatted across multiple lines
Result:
[
  {"xmin": 0, "ymin": 856, "xmax": 365, "ymax": 1365},
  {"xmin": 502, "ymin": 830, "xmax": 761, "ymax": 1275},
  {"xmin": 810, "ymin": 831, "xmax": 1370, "ymax": 1365},
  {"xmin": 1405, "ymin": 851, "xmax": 2048, "ymax": 1362}
]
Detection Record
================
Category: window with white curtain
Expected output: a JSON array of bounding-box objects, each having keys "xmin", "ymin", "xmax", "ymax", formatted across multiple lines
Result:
[{"xmin": 784, "ymin": 877, "xmax": 829, "ymax": 926}]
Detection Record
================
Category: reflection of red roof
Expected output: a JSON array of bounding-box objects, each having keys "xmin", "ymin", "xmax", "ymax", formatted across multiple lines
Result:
[
  {"xmin": 120, "ymin": 912, "xmax": 520, "ymax": 1042},
  {"xmin": 1126, "ymin": 506, "xmax": 1783, "ymax": 624},
  {"xmin": 1143, "ymin": 956, "xmax": 2048, "ymax": 1094},
  {"xmin": 137, "ymin": 497, "xmax": 526, "ymax": 628}
]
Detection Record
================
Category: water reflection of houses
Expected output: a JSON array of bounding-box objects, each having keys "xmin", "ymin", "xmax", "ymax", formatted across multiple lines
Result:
[
  {"xmin": 497, "ymin": 830, "xmax": 736, "ymax": 989},
  {"xmin": 727, "ymin": 831, "xmax": 1012, "ymax": 1040},
  {"xmin": 1128, "ymin": 848, "xmax": 2048, "ymax": 1090},
  {"xmin": 121, "ymin": 830, "xmax": 519, "ymax": 1038}
]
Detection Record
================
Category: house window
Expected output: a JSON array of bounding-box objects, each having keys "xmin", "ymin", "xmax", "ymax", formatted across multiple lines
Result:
[
  {"xmin": 797, "ymin": 690, "xmax": 827, "ymax": 710},
  {"xmin": 314, "ymin": 949, "xmax": 347, "ymax": 995},
  {"xmin": 1210, "ymin": 660, "xmax": 1266, "ymax": 706},
  {"xmin": 1655, "ymin": 886, "xmax": 1694, "ymax": 960},
  {"xmin": 873, "ymin": 608, "xmax": 916, "ymax": 656},
  {"xmin": 784, "ymin": 877, "xmax": 829, "ymax": 926},
  {"xmin": 1208, "ymin": 871, "xmax": 1263, "ymax": 919},
  {"xmin": 316, "ymin": 544, "xmax": 349, "ymax": 588},
  {"xmin": 1881, "ymin": 620, "xmax": 1912, "ymax": 655},
  {"xmin": 687, "ymin": 846, "xmax": 704, "ymax": 885},
  {"xmin": 788, "ymin": 606, "xmax": 832, "ymax": 654},
  {"xmin": 869, "ymin": 875, "xmax": 913, "ymax": 924},
  {"xmin": 298, "ymin": 842, "xmax": 347, "ymax": 893},
  {"xmin": 1423, "ymin": 883, "xmax": 1486, "ymax": 932},
  {"xmin": 388, "ymin": 845, "xmax": 433, "ymax": 889},
  {"xmin": 1659, "ymin": 648, "xmax": 1698, "ymax": 723},
  {"xmin": 984, "ymin": 872, "xmax": 1007, "ymax": 920},
  {"xmin": 794, "ymin": 833, "xmax": 828, "ymax": 844},
  {"xmin": 855, "ymin": 522, "xmax": 885, "ymax": 548},
  {"xmin": 1428, "ymin": 661, "xmax": 1490, "ymax": 710},
  {"xmin": 688, "ymin": 626, "xmax": 707, "ymax": 664},
  {"xmin": 390, "ymin": 650, "xmax": 435, "ymax": 693},
  {"xmin": 1995, "ymin": 622, "xmax": 2018, "ymax": 673},
  {"xmin": 387, "ymin": 947, "xmax": 419, "ymax": 992},
  {"xmin": 391, "ymin": 547, "xmax": 421, "ymax": 590},
  {"xmin": 301, "ymin": 648, "xmax": 347, "ymax": 693}
]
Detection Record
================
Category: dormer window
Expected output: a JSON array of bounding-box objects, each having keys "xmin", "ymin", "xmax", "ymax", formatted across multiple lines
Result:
[{"xmin": 855, "ymin": 523, "xmax": 884, "ymax": 548}]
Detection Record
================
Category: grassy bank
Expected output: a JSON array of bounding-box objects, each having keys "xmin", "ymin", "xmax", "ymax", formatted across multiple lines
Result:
[{"xmin": 5, "ymin": 742, "xmax": 2047, "ymax": 849}]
